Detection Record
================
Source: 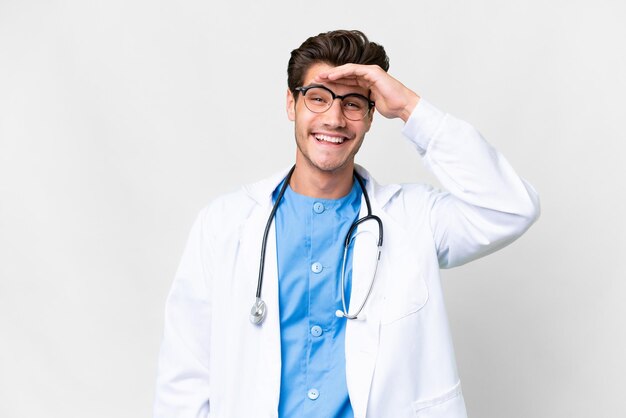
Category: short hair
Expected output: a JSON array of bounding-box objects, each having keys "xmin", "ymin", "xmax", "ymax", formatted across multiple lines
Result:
[{"xmin": 287, "ymin": 30, "xmax": 390, "ymax": 95}]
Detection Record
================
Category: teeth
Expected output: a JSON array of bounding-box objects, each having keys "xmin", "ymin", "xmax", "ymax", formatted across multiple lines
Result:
[{"xmin": 315, "ymin": 134, "xmax": 344, "ymax": 144}]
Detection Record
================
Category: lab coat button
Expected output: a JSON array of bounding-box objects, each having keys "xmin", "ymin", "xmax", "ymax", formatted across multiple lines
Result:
[
  {"xmin": 307, "ymin": 388, "xmax": 319, "ymax": 400},
  {"xmin": 313, "ymin": 202, "xmax": 325, "ymax": 213},
  {"xmin": 310, "ymin": 325, "xmax": 323, "ymax": 337},
  {"xmin": 311, "ymin": 262, "xmax": 323, "ymax": 273}
]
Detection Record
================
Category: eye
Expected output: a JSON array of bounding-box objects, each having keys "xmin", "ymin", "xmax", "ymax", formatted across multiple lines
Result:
[
  {"xmin": 342, "ymin": 97, "xmax": 367, "ymax": 111},
  {"xmin": 305, "ymin": 90, "xmax": 331, "ymax": 108},
  {"xmin": 344, "ymin": 101, "xmax": 364, "ymax": 110}
]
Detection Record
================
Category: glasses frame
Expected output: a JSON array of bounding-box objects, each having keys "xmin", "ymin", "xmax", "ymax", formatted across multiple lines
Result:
[{"xmin": 294, "ymin": 84, "xmax": 375, "ymax": 121}]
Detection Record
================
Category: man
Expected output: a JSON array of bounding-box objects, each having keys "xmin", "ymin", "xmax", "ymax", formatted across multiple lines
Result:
[{"xmin": 154, "ymin": 30, "xmax": 540, "ymax": 418}]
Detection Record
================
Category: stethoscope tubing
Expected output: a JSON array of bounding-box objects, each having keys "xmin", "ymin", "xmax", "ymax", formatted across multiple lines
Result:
[
  {"xmin": 255, "ymin": 165, "xmax": 295, "ymax": 300},
  {"xmin": 250, "ymin": 165, "xmax": 383, "ymax": 325},
  {"xmin": 338, "ymin": 235, "xmax": 382, "ymax": 320}
]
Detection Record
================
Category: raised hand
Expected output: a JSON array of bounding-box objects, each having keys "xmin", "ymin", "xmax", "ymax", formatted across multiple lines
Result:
[{"xmin": 314, "ymin": 64, "xmax": 420, "ymax": 122}]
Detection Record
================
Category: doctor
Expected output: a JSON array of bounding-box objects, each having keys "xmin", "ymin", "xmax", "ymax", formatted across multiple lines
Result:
[{"xmin": 154, "ymin": 30, "xmax": 540, "ymax": 418}]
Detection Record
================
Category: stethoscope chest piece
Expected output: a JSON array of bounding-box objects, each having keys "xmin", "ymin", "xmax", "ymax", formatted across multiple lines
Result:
[{"xmin": 250, "ymin": 297, "xmax": 267, "ymax": 325}]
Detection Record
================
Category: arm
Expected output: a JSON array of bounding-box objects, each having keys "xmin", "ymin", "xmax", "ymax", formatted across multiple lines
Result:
[
  {"xmin": 403, "ymin": 99, "xmax": 540, "ymax": 267},
  {"xmin": 154, "ymin": 209, "xmax": 212, "ymax": 417},
  {"xmin": 317, "ymin": 64, "xmax": 540, "ymax": 267}
]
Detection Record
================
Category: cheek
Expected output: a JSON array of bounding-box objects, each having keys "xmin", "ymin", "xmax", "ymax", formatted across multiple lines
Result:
[
  {"xmin": 294, "ymin": 116, "xmax": 309, "ymax": 139},
  {"xmin": 351, "ymin": 121, "xmax": 371, "ymax": 138},
  {"xmin": 295, "ymin": 111, "xmax": 315, "ymax": 132},
  {"xmin": 362, "ymin": 118, "xmax": 373, "ymax": 133}
]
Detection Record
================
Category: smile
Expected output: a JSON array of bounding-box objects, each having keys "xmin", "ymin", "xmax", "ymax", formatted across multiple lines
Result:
[{"xmin": 314, "ymin": 133, "xmax": 346, "ymax": 144}]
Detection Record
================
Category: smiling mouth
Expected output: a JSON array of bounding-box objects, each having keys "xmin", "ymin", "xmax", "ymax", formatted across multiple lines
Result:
[{"xmin": 314, "ymin": 133, "xmax": 347, "ymax": 144}]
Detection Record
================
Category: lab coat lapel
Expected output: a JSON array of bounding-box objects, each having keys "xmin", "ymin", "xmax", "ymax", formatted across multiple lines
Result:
[
  {"xmin": 345, "ymin": 170, "xmax": 390, "ymax": 418},
  {"xmin": 258, "ymin": 214, "xmax": 282, "ymax": 411},
  {"xmin": 346, "ymin": 166, "xmax": 401, "ymax": 418},
  {"xmin": 240, "ymin": 173, "xmax": 287, "ymax": 414}
]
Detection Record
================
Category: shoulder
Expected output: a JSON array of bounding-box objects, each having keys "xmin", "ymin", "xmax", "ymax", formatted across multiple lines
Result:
[
  {"xmin": 364, "ymin": 170, "xmax": 444, "ymax": 230},
  {"xmin": 195, "ymin": 168, "xmax": 288, "ymax": 235},
  {"xmin": 195, "ymin": 188, "xmax": 257, "ymax": 237},
  {"xmin": 386, "ymin": 182, "xmax": 442, "ymax": 219},
  {"xmin": 203, "ymin": 188, "xmax": 256, "ymax": 218},
  {"xmin": 395, "ymin": 182, "xmax": 443, "ymax": 205},
  {"xmin": 361, "ymin": 167, "xmax": 441, "ymax": 212}
]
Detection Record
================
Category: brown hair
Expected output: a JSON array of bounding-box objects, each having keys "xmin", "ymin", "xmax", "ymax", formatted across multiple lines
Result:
[{"xmin": 287, "ymin": 30, "xmax": 390, "ymax": 94}]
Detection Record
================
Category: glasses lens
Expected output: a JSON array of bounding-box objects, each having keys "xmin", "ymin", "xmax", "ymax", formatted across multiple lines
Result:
[
  {"xmin": 340, "ymin": 95, "xmax": 370, "ymax": 120},
  {"xmin": 303, "ymin": 87, "xmax": 333, "ymax": 113}
]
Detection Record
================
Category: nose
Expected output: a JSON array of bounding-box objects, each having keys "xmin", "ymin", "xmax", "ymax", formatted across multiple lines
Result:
[{"xmin": 321, "ymin": 98, "xmax": 347, "ymax": 128}]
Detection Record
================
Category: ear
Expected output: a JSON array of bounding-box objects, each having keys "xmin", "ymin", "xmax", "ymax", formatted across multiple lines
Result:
[{"xmin": 286, "ymin": 88, "xmax": 296, "ymax": 121}]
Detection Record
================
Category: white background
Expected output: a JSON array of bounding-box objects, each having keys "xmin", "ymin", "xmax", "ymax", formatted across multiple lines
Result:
[{"xmin": 1, "ymin": 1, "xmax": 625, "ymax": 417}]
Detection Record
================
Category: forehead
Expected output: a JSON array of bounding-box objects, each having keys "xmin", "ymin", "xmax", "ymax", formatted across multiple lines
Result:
[{"xmin": 302, "ymin": 62, "xmax": 369, "ymax": 97}]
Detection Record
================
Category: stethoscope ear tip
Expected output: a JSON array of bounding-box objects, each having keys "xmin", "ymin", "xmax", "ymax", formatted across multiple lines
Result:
[{"xmin": 335, "ymin": 309, "xmax": 345, "ymax": 318}]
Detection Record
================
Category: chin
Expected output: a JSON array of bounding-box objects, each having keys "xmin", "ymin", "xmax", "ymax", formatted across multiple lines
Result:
[{"xmin": 311, "ymin": 159, "xmax": 351, "ymax": 173}]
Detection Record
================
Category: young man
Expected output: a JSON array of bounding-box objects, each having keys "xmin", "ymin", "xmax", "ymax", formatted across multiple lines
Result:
[{"xmin": 154, "ymin": 30, "xmax": 540, "ymax": 418}]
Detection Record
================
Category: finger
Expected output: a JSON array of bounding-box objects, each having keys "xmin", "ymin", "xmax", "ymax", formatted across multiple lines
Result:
[
  {"xmin": 331, "ymin": 78, "xmax": 373, "ymax": 90},
  {"xmin": 321, "ymin": 64, "xmax": 376, "ymax": 82},
  {"xmin": 312, "ymin": 75, "xmax": 367, "ymax": 88}
]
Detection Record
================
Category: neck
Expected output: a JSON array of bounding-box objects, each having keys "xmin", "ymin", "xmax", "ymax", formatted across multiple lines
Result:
[{"xmin": 289, "ymin": 162, "xmax": 354, "ymax": 199}]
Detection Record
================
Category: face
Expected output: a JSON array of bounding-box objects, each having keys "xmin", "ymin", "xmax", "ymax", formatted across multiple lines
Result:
[{"xmin": 286, "ymin": 62, "xmax": 373, "ymax": 177}]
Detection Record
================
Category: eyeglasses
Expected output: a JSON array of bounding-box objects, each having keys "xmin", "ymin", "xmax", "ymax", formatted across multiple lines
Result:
[{"xmin": 295, "ymin": 85, "xmax": 375, "ymax": 121}]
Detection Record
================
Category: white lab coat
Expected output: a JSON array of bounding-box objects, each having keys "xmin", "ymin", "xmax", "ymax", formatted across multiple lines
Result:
[{"xmin": 154, "ymin": 100, "xmax": 540, "ymax": 418}]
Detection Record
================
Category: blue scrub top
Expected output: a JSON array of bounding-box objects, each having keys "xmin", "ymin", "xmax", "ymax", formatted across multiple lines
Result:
[{"xmin": 274, "ymin": 180, "xmax": 362, "ymax": 418}]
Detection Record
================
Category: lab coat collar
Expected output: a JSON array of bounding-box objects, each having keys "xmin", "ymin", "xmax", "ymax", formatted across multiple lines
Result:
[{"xmin": 242, "ymin": 164, "xmax": 402, "ymax": 209}]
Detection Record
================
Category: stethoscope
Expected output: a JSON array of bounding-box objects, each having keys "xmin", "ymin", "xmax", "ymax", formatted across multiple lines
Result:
[{"xmin": 250, "ymin": 165, "xmax": 383, "ymax": 325}]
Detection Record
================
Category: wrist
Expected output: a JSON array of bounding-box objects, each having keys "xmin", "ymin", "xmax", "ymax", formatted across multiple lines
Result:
[{"xmin": 400, "ymin": 92, "xmax": 420, "ymax": 123}]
